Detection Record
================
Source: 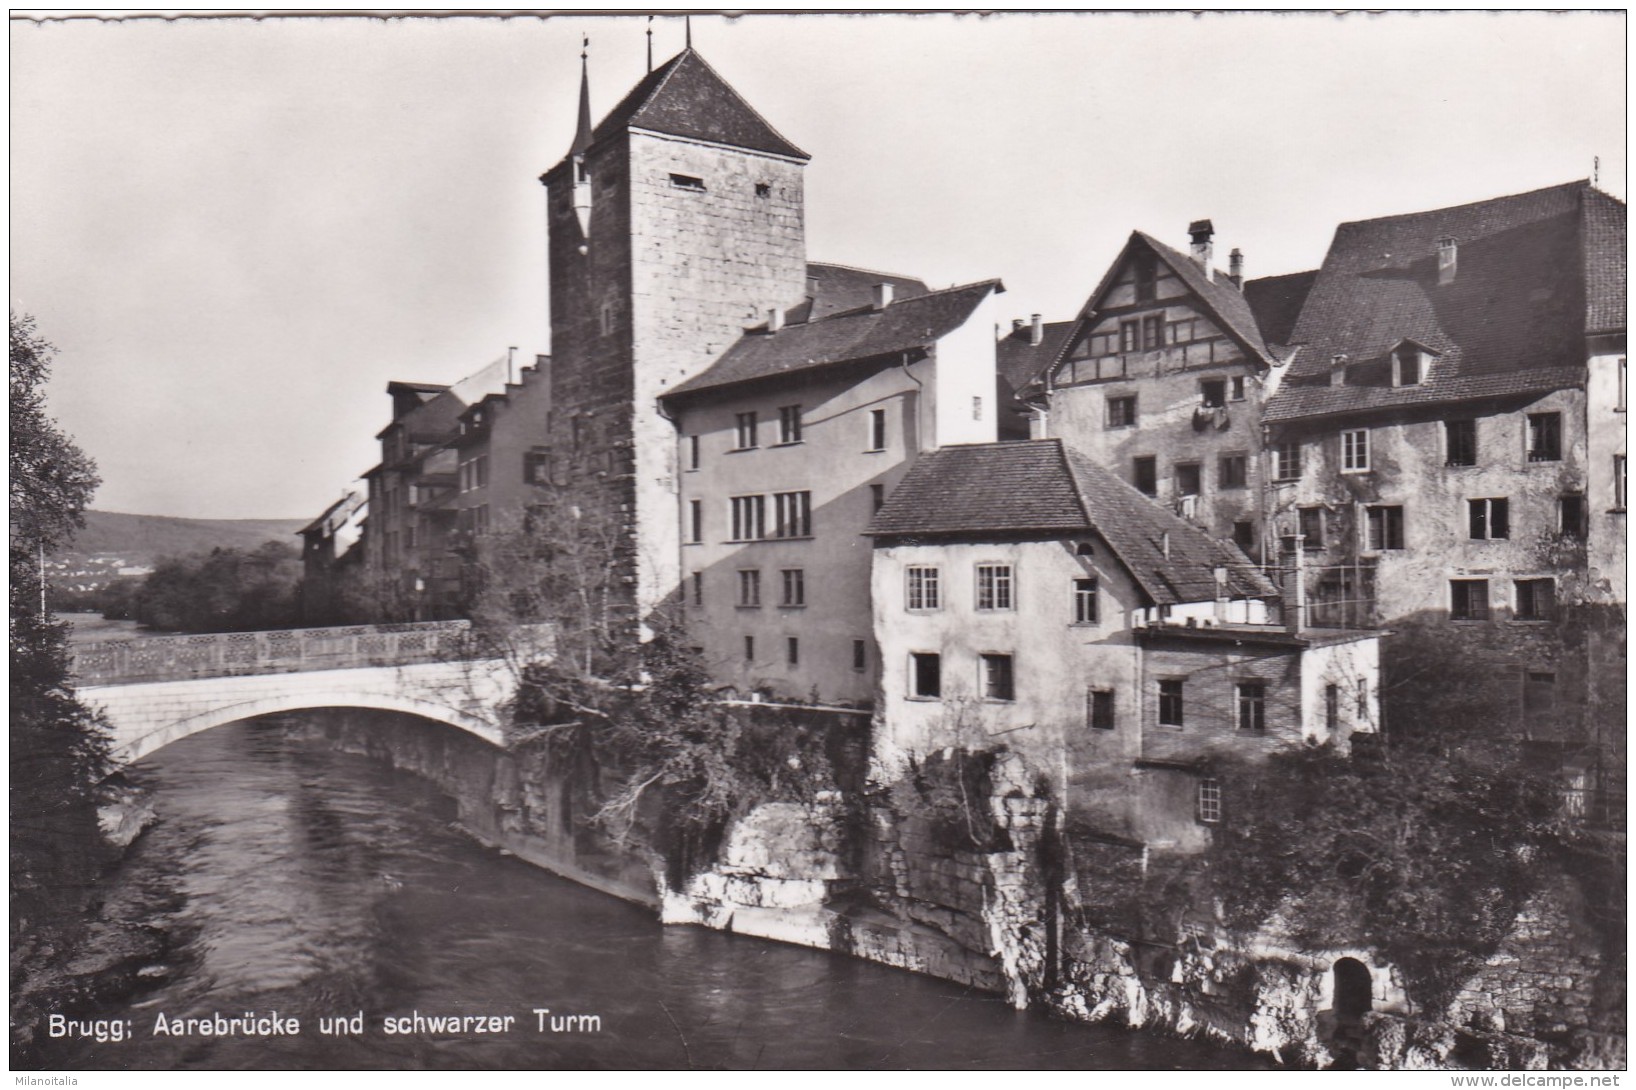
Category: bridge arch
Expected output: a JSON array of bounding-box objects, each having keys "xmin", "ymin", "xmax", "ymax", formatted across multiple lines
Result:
[{"xmin": 115, "ymin": 690, "xmax": 508, "ymax": 764}]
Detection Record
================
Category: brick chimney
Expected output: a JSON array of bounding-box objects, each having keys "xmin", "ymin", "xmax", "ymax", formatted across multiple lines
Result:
[
  {"xmin": 1228, "ymin": 248, "xmax": 1244, "ymax": 288},
  {"xmin": 1189, "ymin": 219, "xmax": 1215, "ymax": 280},
  {"xmin": 1030, "ymin": 314, "xmax": 1044, "ymax": 347}
]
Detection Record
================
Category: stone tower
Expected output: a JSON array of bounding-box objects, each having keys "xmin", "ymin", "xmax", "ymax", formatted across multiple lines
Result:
[{"xmin": 540, "ymin": 47, "xmax": 810, "ymax": 630}]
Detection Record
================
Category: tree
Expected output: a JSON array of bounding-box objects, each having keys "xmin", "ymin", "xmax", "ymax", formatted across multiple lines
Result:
[
  {"xmin": 9, "ymin": 312, "xmax": 111, "ymax": 966},
  {"xmin": 133, "ymin": 540, "xmax": 302, "ymax": 632}
]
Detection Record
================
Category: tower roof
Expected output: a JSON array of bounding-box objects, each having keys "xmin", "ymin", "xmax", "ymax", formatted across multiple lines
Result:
[{"xmin": 556, "ymin": 48, "xmax": 808, "ymax": 171}]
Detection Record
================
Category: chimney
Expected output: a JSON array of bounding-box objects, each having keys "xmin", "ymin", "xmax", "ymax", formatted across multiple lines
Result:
[
  {"xmin": 1030, "ymin": 314, "xmax": 1044, "ymax": 347},
  {"xmin": 1160, "ymin": 531, "xmax": 1171, "ymax": 559},
  {"xmin": 1437, "ymin": 236, "xmax": 1457, "ymax": 285},
  {"xmin": 1228, "ymin": 248, "xmax": 1244, "ymax": 288},
  {"xmin": 872, "ymin": 282, "xmax": 894, "ymax": 310},
  {"xmin": 1213, "ymin": 565, "xmax": 1230, "ymax": 622},
  {"xmin": 1188, "ymin": 219, "xmax": 1215, "ymax": 280},
  {"xmin": 1012, "ymin": 318, "xmax": 1025, "ymax": 332},
  {"xmin": 767, "ymin": 307, "xmax": 784, "ymax": 333}
]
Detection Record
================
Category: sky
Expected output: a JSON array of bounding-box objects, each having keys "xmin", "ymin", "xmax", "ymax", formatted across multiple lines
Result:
[{"xmin": 10, "ymin": 10, "xmax": 1627, "ymax": 521}]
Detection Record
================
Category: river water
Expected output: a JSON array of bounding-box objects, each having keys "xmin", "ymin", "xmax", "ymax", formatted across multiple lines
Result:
[{"xmin": 30, "ymin": 715, "xmax": 1258, "ymax": 1070}]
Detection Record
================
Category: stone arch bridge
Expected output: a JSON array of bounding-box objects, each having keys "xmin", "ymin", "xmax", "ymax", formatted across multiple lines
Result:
[{"xmin": 72, "ymin": 621, "xmax": 554, "ymax": 763}]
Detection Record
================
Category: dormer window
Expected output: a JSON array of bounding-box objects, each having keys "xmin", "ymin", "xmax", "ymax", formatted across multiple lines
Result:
[{"xmin": 1395, "ymin": 346, "xmax": 1422, "ymax": 387}]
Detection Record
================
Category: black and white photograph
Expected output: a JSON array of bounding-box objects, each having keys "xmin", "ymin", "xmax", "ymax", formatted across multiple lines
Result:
[{"xmin": 9, "ymin": 8, "xmax": 1627, "ymax": 1075}]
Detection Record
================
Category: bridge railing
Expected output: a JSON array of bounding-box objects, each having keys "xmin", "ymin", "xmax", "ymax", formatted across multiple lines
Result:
[{"xmin": 70, "ymin": 620, "xmax": 517, "ymax": 685}]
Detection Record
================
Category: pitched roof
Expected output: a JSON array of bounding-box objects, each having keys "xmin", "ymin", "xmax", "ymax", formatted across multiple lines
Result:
[
  {"xmin": 662, "ymin": 279, "xmax": 1001, "ymax": 401},
  {"xmin": 567, "ymin": 49, "xmax": 807, "ymax": 168},
  {"xmin": 1241, "ymin": 269, "xmax": 1318, "ymax": 347},
  {"xmin": 795, "ymin": 262, "xmax": 929, "ymax": 323},
  {"xmin": 866, "ymin": 439, "xmax": 1275, "ymax": 606},
  {"xmin": 996, "ymin": 319, "xmax": 1077, "ymax": 395},
  {"xmin": 1264, "ymin": 180, "xmax": 1622, "ymax": 424}
]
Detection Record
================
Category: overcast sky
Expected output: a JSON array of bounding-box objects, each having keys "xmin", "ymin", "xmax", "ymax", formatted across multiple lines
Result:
[{"xmin": 11, "ymin": 11, "xmax": 1626, "ymax": 521}]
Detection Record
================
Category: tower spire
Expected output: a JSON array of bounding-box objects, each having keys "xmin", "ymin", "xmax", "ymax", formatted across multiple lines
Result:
[
  {"xmin": 572, "ymin": 35, "xmax": 592, "ymax": 159},
  {"xmin": 685, "ymin": 15, "xmax": 692, "ymax": 50},
  {"xmin": 646, "ymin": 16, "xmax": 653, "ymax": 72}
]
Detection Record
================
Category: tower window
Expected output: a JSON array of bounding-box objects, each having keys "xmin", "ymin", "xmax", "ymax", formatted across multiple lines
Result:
[
  {"xmin": 669, "ymin": 173, "xmax": 705, "ymax": 191},
  {"xmin": 852, "ymin": 639, "xmax": 867, "ymax": 672},
  {"xmin": 755, "ymin": 182, "xmax": 771, "ymax": 198}
]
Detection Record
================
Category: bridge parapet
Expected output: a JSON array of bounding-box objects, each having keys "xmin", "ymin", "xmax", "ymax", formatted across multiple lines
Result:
[{"xmin": 70, "ymin": 620, "xmax": 515, "ymax": 685}]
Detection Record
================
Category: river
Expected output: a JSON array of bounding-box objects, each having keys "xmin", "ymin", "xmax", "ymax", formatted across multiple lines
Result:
[{"xmin": 26, "ymin": 714, "xmax": 1259, "ymax": 1070}]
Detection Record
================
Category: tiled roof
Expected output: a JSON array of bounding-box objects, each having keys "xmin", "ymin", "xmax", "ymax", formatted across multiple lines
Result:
[
  {"xmin": 1584, "ymin": 187, "xmax": 1627, "ymax": 334},
  {"xmin": 663, "ymin": 280, "xmax": 1001, "ymax": 400},
  {"xmin": 1264, "ymin": 180, "xmax": 1619, "ymax": 424},
  {"xmin": 1242, "ymin": 269, "xmax": 1318, "ymax": 347},
  {"xmin": 996, "ymin": 319, "xmax": 1076, "ymax": 395},
  {"xmin": 582, "ymin": 49, "xmax": 807, "ymax": 163},
  {"xmin": 794, "ymin": 262, "xmax": 928, "ymax": 323},
  {"xmin": 867, "ymin": 439, "xmax": 1274, "ymax": 606}
]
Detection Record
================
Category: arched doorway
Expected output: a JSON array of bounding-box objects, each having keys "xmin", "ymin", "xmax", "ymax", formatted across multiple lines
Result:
[{"xmin": 1333, "ymin": 957, "xmax": 1373, "ymax": 1021}]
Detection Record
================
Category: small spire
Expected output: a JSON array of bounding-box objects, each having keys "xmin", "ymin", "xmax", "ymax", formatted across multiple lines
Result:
[
  {"xmin": 685, "ymin": 15, "xmax": 692, "ymax": 49},
  {"xmin": 571, "ymin": 36, "xmax": 591, "ymax": 159},
  {"xmin": 646, "ymin": 16, "xmax": 653, "ymax": 72}
]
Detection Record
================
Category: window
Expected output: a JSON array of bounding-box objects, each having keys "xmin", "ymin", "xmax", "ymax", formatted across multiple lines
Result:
[
  {"xmin": 1559, "ymin": 494, "xmax": 1586, "ymax": 539},
  {"xmin": 1616, "ymin": 455, "xmax": 1628, "ymax": 510},
  {"xmin": 1073, "ymin": 578, "xmax": 1099, "ymax": 625},
  {"xmin": 1200, "ymin": 379, "xmax": 1227, "ymax": 408},
  {"xmin": 910, "ymin": 652, "xmax": 941, "ymax": 699},
  {"xmin": 981, "ymin": 654, "xmax": 1015, "ymax": 701},
  {"xmin": 1158, "ymin": 680, "xmax": 1185, "ymax": 727},
  {"xmin": 972, "ymin": 396, "xmax": 983, "ymax": 421},
  {"xmin": 1120, "ymin": 320, "xmax": 1140, "ymax": 353},
  {"xmin": 1141, "ymin": 315, "xmax": 1164, "ymax": 350},
  {"xmin": 1233, "ymin": 521, "xmax": 1255, "ymax": 552},
  {"xmin": 691, "ymin": 571, "xmax": 703, "ymax": 606},
  {"xmin": 744, "ymin": 635, "xmax": 755, "ymax": 662},
  {"xmin": 1325, "ymin": 684, "xmax": 1340, "ymax": 735},
  {"xmin": 405, "ymin": 524, "xmax": 416, "ymax": 550},
  {"xmin": 1527, "ymin": 413, "xmax": 1562, "ymax": 462},
  {"xmin": 1230, "ymin": 376, "xmax": 1246, "ymax": 402},
  {"xmin": 689, "ymin": 499, "xmax": 703, "ymax": 543},
  {"xmin": 1196, "ymin": 779, "xmax": 1222, "ymax": 824},
  {"xmin": 773, "ymin": 491, "xmax": 812, "ymax": 537},
  {"xmin": 737, "ymin": 569, "xmax": 762, "ymax": 607},
  {"xmin": 906, "ymin": 566, "xmax": 940, "ymax": 611},
  {"xmin": 1133, "ymin": 252, "xmax": 1157, "ymax": 302},
  {"xmin": 755, "ymin": 182, "xmax": 771, "ymax": 199},
  {"xmin": 524, "ymin": 449, "xmax": 552, "ymax": 485},
  {"xmin": 870, "ymin": 483, "xmax": 886, "ymax": 512},
  {"xmin": 729, "ymin": 494, "xmax": 766, "ymax": 541},
  {"xmin": 778, "ymin": 405, "xmax": 803, "ymax": 444},
  {"xmin": 1107, "ymin": 395, "xmax": 1137, "ymax": 429},
  {"xmin": 781, "ymin": 568, "xmax": 805, "ymax": 607},
  {"xmin": 868, "ymin": 408, "xmax": 888, "ymax": 452},
  {"xmin": 599, "ymin": 302, "xmax": 615, "ymax": 336},
  {"xmin": 1133, "ymin": 456, "xmax": 1158, "ymax": 496},
  {"xmin": 1446, "ymin": 419, "xmax": 1478, "ymax": 466},
  {"xmin": 1450, "ymin": 579, "xmax": 1490, "ymax": 621},
  {"xmin": 670, "ymin": 172, "xmax": 705, "ymax": 191},
  {"xmin": 1236, "ymin": 681, "xmax": 1266, "ymax": 731},
  {"xmin": 787, "ymin": 637, "xmax": 800, "ymax": 667},
  {"xmin": 1273, "ymin": 442, "xmax": 1302, "ymax": 481},
  {"xmin": 1515, "ymin": 578, "xmax": 1556, "ymax": 621},
  {"xmin": 1620, "ymin": 357, "xmax": 1628, "ymax": 412},
  {"xmin": 1167, "ymin": 462, "xmax": 1198, "ymax": 498},
  {"xmin": 1298, "ymin": 506, "xmax": 1324, "ymax": 551},
  {"xmin": 687, "ymin": 435, "xmax": 700, "ymax": 471},
  {"xmin": 1341, "ymin": 429, "xmax": 1370, "ymax": 472},
  {"xmin": 852, "ymin": 639, "xmax": 867, "ymax": 672},
  {"xmin": 734, "ymin": 412, "xmax": 759, "ymax": 450},
  {"xmin": 1088, "ymin": 688, "xmax": 1115, "ymax": 731},
  {"xmin": 1469, "ymin": 498, "xmax": 1510, "ymax": 540},
  {"xmin": 976, "ymin": 564, "xmax": 1014, "ymax": 610},
  {"xmin": 1366, "ymin": 505, "xmax": 1404, "ymax": 550},
  {"xmin": 1219, "ymin": 453, "xmax": 1247, "ymax": 489},
  {"xmin": 1394, "ymin": 346, "xmax": 1422, "ymax": 387}
]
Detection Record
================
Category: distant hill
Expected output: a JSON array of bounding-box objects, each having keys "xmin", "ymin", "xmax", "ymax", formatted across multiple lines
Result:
[{"xmin": 57, "ymin": 510, "xmax": 309, "ymax": 565}]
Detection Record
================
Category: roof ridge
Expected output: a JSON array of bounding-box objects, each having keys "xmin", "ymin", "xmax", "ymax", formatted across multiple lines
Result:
[
  {"xmin": 807, "ymin": 259, "xmax": 927, "ymax": 282},
  {"xmin": 796, "ymin": 278, "xmax": 1000, "ymax": 326},
  {"xmin": 1332, "ymin": 178, "xmax": 1589, "ymax": 230},
  {"xmin": 677, "ymin": 49, "xmax": 808, "ymax": 160}
]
